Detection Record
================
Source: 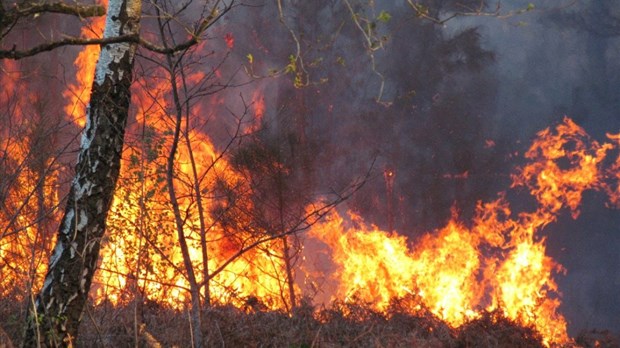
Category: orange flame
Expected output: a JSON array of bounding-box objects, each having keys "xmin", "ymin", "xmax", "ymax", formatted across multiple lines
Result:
[
  {"xmin": 512, "ymin": 117, "xmax": 613, "ymax": 218},
  {"xmin": 0, "ymin": 61, "xmax": 60, "ymax": 298},
  {"xmin": 2, "ymin": 35, "xmax": 619, "ymax": 347},
  {"xmin": 63, "ymin": 0, "xmax": 108, "ymax": 127},
  {"xmin": 225, "ymin": 33, "xmax": 235, "ymax": 49},
  {"xmin": 604, "ymin": 133, "xmax": 620, "ymax": 207},
  {"xmin": 91, "ymin": 65, "xmax": 295, "ymax": 311},
  {"xmin": 302, "ymin": 118, "xmax": 619, "ymax": 346}
]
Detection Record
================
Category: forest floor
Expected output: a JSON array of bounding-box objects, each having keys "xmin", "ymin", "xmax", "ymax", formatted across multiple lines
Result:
[{"xmin": 1, "ymin": 296, "xmax": 618, "ymax": 347}]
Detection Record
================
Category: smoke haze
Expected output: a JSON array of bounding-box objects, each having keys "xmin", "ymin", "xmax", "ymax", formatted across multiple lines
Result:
[
  {"xmin": 216, "ymin": 0, "xmax": 620, "ymax": 336},
  {"xmin": 1, "ymin": 0, "xmax": 618, "ymax": 338}
]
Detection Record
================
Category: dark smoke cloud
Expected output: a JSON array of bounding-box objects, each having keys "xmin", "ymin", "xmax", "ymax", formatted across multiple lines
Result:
[
  {"xmin": 467, "ymin": 0, "xmax": 620, "ymax": 336},
  {"xmin": 215, "ymin": 0, "xmax": 620, "ymax": 336}
]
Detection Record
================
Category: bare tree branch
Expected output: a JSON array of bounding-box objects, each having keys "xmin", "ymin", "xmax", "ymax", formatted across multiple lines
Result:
[
  {"xmin": 201, "ymin": 171, "xmax": 371, "ymax": 288},
  {"xmin": 0, "ymin": 1, "xmax": 234, "ymax": 60},
  {"xmin": 10, "ymin": 2, "xmax": 106, "ymax": 18},
  {"xmin": 1, "ymin": 2, "xmax": 106, "ymax": 40},
  {"xmin": 0, "ymin": 34, "xmax": 136, "ymax": 59}
]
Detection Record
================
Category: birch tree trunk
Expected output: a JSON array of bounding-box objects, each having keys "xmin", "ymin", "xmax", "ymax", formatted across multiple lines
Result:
[{"xmin": 22, "ymin": 1, "xmax": 141, "ymax": 346}]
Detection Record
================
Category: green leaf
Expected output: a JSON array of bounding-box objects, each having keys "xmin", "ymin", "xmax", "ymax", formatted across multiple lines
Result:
[
  {"xmin": 285, "ymin": 54, "xmax": 297, "ymax": 74},
  {"xmin": 377, "ymin": 10, "xmax": 391, "ymax": 23},
  {"xmin": 293, "ymin": 73, "xmax": 303, "ymax": 88},
  {"xmin": 526, "ymin": 3, "xmax": 535, "ymax": 11}
]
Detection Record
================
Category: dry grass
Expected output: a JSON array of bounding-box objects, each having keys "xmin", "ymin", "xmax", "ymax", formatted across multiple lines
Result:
[{"xmin": 1, "ymin": 296, "xmax": 618, "ymax": 347}]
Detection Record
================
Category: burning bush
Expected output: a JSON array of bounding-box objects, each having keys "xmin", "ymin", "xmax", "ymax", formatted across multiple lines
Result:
[{"xmin": 0, "ymin": 296, "xmax": 560, "ymax": 347}]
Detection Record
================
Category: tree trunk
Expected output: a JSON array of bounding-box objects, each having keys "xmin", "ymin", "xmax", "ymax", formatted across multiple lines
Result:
[
  {"xmin": 164, "ymin": 53, "xmax": 204, "ymax": 348},
  {"xmin": 22, "ymin": 1, "xmax": 141, "ymax": 346},
  {"xmin": 184, "ymin": 112, "xmax": 211, "ymax": 307},
  {"xmin": 282, "ymin": 235, "xmax": 297, "ymax": 310}
]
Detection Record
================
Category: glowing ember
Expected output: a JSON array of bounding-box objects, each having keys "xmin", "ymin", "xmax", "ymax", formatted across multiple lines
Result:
[
  {"xmin": 241, "ymin": 90, "xmax": 266, "ymax": 134},
  {"xmin": 225, "ymin": 33, "xmax": 235, "ymax": 49}
]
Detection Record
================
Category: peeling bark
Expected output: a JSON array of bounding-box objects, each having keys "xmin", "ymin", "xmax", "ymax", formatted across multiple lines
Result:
[{"xmin": 22, "ymin": 1, "xmax": 141, "ymax": 346}]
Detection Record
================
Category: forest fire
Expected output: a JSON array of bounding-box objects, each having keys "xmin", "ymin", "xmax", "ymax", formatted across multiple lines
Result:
[
  {"xmin": 88, "ymin": 113, "xmax": 617, "ymax": 346},
  {"xmin": 56, "ymin": 56, "xmax": 620, "ymax": 342},
  {"xmin": 300, "ymin": 117, "xmax": 620, "ymax": 346},
  {"xmin": 63, "ymin": 0, "xmax": 107, "ymax": 127},
  {"xmin": 0, "ymin": 60, "xmax": 59, "ymax": 301},
  {"xmin": 1, "ymin": 42, "xmax": 619, "ymax": 348},
  {"xmin": 1, "ymin": 1, "xmax": 620, "ymax": 347}
]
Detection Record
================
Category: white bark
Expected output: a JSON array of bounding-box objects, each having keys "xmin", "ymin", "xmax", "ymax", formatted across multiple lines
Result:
[{"xmin": 23, "ymin": 1, "xmax": 142, "ymax": 346}]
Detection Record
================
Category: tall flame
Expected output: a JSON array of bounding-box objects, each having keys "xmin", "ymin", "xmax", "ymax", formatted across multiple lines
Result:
[
  {"xmin": 0, "ymin": 61, "xmax": 60, "ymax": 298},
  {"xmin": 302, "ymin": 117, "xmax": 619, "ymax": 346},
  {"xmin": 92, "ymin": 63, "xmax": 295, "ymax": 311},
  {"xmin": 63, "ymin": 0, "xmax": 108, "ymax": 127},
  {"xmin": 2, "ymin": 29, "xmax": 619, "ymax": 346}
]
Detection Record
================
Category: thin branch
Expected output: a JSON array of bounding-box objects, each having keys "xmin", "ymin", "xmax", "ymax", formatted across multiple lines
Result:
[
  {"xmin": 406, "ymin": 0, "xmax": 577, "ymax": 25},
  {"xmin": 10, "ymin": 3, "xmax": 106, "ymax": 18},
  {"xmin": 200, "ymin": 170, "xmax": 370, "ymax": 287},
  {"xmin": 276, "ymin": 0, "xmax": 309, "ymax": 87},
  {"xmin": 1, "ymin": 2, "xmax": 105, "ymax": 41},
  {"xmin": 0, "ymin": 2, "xmax": 234, "ymax": 60},
  {"xmin": 342, "ymin": 0, "xmax": 387, "ymax": 104},
  {"xmin": 0, "ymin": 35, "xmax": 137, "ymax": 60}
]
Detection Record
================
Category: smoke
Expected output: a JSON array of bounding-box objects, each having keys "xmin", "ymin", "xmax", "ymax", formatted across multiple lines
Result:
[
  {"xmin": 215, "ymin": 0, "xmax": 620, "ymax": 336},
  {"xmin": 2, "ymin": 0, "xmax": 617, "ymax": 338},
  {"xmin": 459, "ymin": 0, "xmax": 620, "ymax": 335}
]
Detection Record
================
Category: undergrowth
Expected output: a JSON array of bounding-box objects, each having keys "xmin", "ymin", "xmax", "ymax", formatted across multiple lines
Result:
[{"xmin": 1, "ymin": 296, "xmax": 617, "ymax": 347}]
